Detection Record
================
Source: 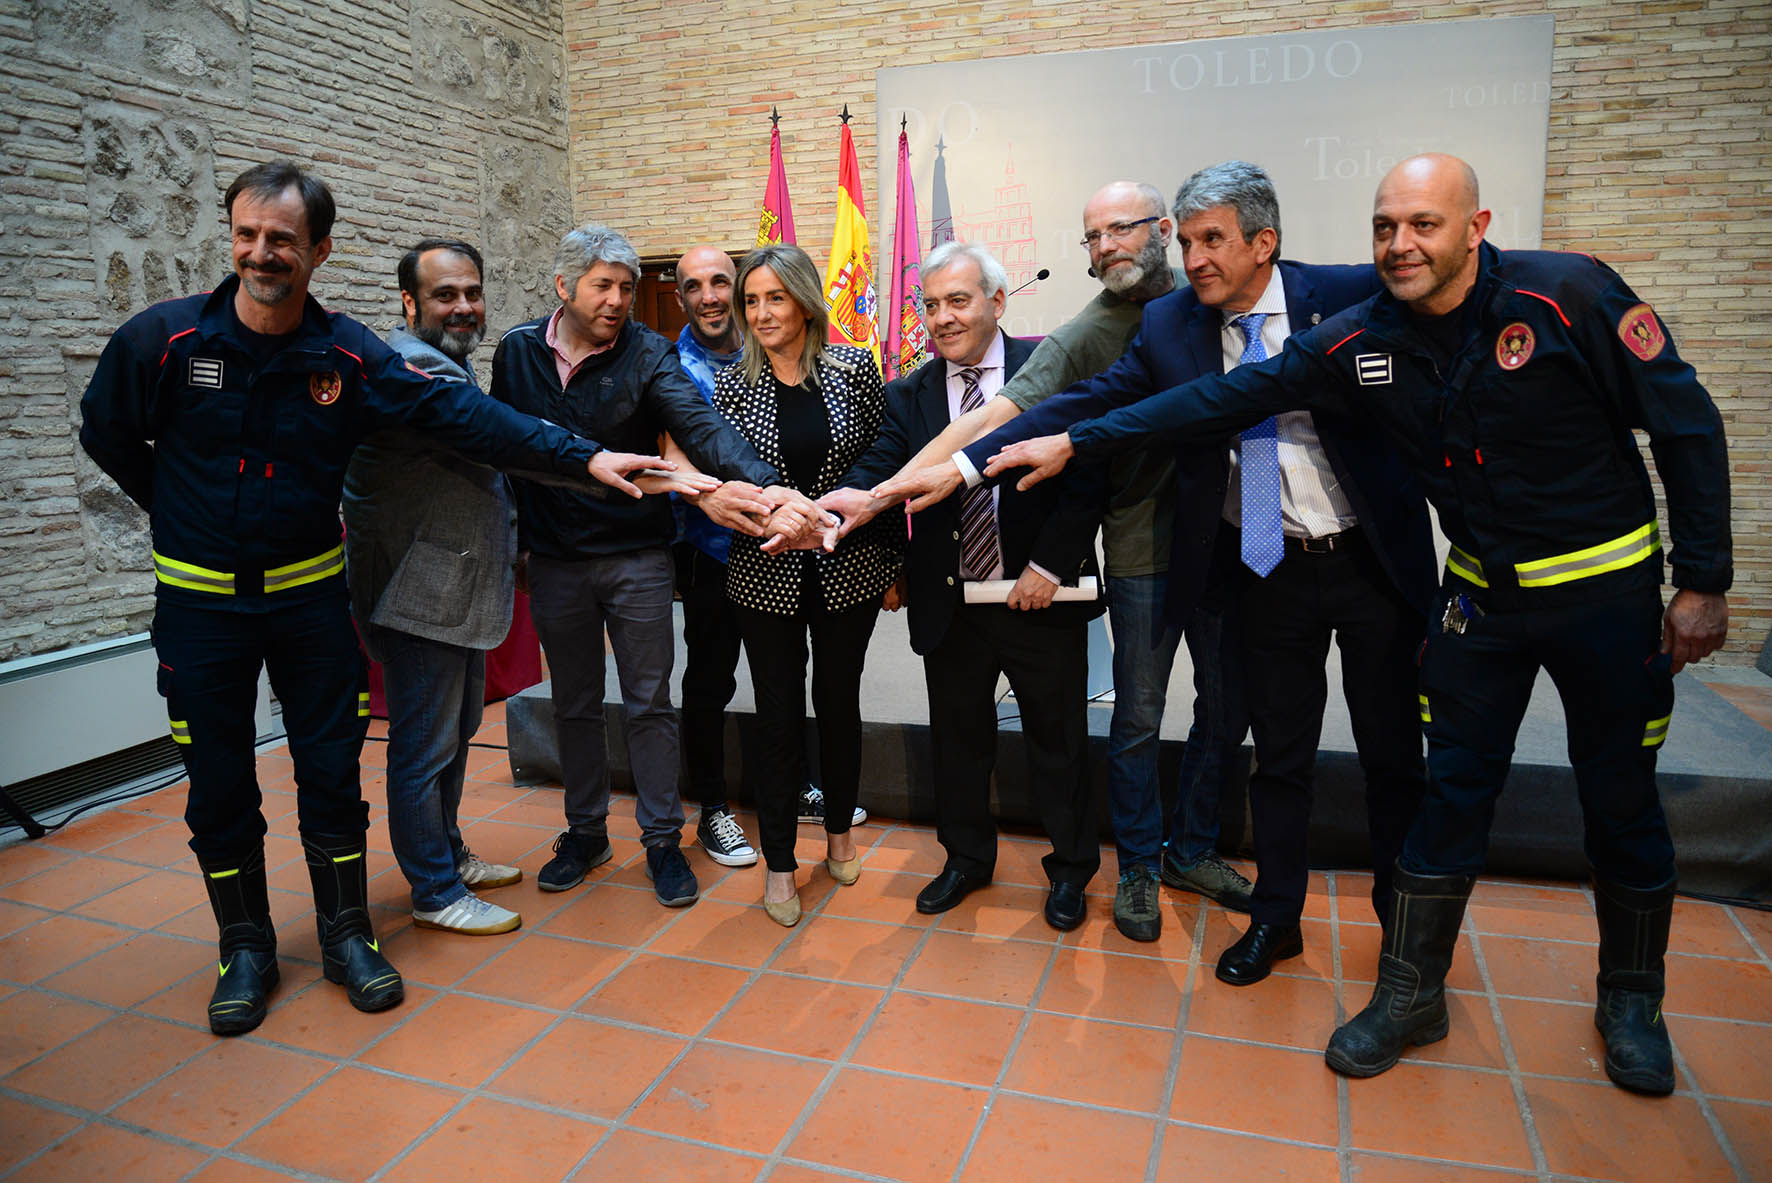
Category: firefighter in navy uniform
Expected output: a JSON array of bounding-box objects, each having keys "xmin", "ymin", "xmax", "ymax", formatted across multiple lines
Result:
[
  {"xmin": 78, "ymin": 161, "xmax": 666, "ymax": 1037},
  {"xmin": 992, "ymin": 154, "xmax": 1731, "ymax": 1096}
]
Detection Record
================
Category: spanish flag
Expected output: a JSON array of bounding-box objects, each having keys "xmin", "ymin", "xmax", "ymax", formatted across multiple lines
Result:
[{"xmin": 822, "ymin": 111, "xmax": 879, "ymax": 364}]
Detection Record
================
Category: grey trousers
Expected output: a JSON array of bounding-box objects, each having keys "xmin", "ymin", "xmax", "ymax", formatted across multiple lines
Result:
[{"xmin": 527, "ymin": 548, "xmax": 685, "ymax": 848}]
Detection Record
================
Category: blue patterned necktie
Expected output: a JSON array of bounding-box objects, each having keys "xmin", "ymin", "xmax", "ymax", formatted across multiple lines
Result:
[{"xmin": 1236, "ymin": 313, "xmax": 1283, "ymax": 577}]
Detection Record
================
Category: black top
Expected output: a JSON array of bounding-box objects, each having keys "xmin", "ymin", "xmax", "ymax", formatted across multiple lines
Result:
[{"xmin": 774, "ymin": 376, "xmax": 832, "ymax": 490}]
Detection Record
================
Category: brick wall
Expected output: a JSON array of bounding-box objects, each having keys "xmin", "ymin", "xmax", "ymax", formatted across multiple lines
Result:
[
  {"xmin": 0, "ymin": 0, "xmax": 572, "ymax": 660},
  {"xmin": 563, "ymin": 0, "xmax": 1772, "ymax": 664},
  {"xmin": 3, "ymin": 0, "xmax": 1766, "ymax": 664}
]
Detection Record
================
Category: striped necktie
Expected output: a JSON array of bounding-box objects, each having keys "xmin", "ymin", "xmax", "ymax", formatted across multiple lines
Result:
[{"xmin": 956, "ymin": 366, "xmax": 1001, "ymax": 579}]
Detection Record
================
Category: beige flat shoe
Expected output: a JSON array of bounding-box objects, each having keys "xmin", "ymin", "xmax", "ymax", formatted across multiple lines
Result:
[
  {"xmin": 825, "ymin": 856, "xmax": 862, "ymax": 886},
  {"xmin": 763, "ymin": 891, "xmax": 802, "ymax": 927}
]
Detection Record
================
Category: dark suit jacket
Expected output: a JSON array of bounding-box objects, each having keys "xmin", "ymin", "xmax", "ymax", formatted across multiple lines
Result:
[
  {"xmin": 964, "ymin": 260, "xmax": 1437, "ymax": 624},
  {"xmin": 841, "ymin": 332, "xmax": 1105, "ymax": 656}
]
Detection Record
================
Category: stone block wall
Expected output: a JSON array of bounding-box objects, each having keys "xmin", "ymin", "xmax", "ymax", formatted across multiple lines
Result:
[
  {"xmin": 0, "ymin": 0, "xmax": 572, "ymax": 660},
  {"xmin": 562, "ymin": 0, "xmax": 1772, "ymax": 664}
]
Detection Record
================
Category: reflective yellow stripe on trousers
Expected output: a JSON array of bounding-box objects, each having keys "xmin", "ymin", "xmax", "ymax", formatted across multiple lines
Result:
[{"xmin": 153, "ymin": 544, "xmax": 343, "ymax": 595}]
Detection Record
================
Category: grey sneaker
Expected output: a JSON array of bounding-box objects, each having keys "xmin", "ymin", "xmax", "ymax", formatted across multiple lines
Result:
[
  {"xmin": 1160, "ymin": 849, "xmax": 1254, "ymax": 913},
  {"xmin": 413, "ymin": 892, "xmax": 521, "ymax": 935},
  {"xmin": 1114, "ymin": 864, "xmax": 1162, "ymax": 942},
  {"xmin": 797, "ymin": 783, "xmax": 867, "ymax": 827},
  {"xmin": 458, "ymin": 847, "xmax": 522, "ymax": 889},
  {"xmin": 696, "ymin": 805, "xmax": 758, "ymax": 868}
]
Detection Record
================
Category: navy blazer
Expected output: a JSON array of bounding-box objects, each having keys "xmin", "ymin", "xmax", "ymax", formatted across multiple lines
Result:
[
  {"xmin": 964, "ymin": 260, "xmax": 1436, "ymax": 625},
  {"xmin": 841, "ymin": 332, "xmax": 1104, "ymax": 656}
]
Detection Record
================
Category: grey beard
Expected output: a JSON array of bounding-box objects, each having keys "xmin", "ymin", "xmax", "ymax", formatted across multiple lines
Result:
[
  {"xmin": 1099, "ymin": 235, "xmax": 1170, "ymax": 298},
  {"xmin": 417, "ymin": 319, "xmax": 485, "ymax": 364}
]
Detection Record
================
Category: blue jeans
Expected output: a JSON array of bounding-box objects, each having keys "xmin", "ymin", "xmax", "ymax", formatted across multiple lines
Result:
[
  {"xmin": 371, "ymin": 624, "xmax": 484, "ymax": 911},
  {"xmin": 1168, "ymin": 565, "xmax": 1248, "ymax": 867},
  {"xmin": 1106, "ymin": 574, "xmax": 1183, "ymax": 872}
]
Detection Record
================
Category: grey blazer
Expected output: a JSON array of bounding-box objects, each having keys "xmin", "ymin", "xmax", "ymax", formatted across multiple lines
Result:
[{"xmin": 342, "ymin": 327, "xmax": 518, "ymax": 658}]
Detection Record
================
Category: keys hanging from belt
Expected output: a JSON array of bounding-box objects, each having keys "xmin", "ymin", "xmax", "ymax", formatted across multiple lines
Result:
[{"xmin": 1441, "ymin": 592, "xmax": 1486, "ymax": 635}]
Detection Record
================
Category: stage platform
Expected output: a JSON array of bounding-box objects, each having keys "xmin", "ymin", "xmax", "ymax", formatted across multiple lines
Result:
[{"xmin": 508, "ymin": 608, "xmax": 1772, "ymax": 903}]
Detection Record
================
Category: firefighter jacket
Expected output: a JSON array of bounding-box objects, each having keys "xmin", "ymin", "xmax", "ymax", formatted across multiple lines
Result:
[
  {"xmin": 1069, "ymin": 243, "xmax": 1732, "ymax": 612},
  {"xmin": 79, "ymin": 276, "xmax": 602, "ymax": 609}
]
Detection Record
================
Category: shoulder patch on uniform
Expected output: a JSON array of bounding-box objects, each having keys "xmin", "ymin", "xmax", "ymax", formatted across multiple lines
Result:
[
  {"xmin": 1617, "ymin": 303, "xmax": 1665, "ymax": 362},
  {"xmin": 310, "ymin": 371, "xmax": 342, "ymax": 405},
  {"xmin": 188, "ymin": 357, "xmax": 224, "ymax": 389},
  {"xmin": 1495, "ymin": 322, "xmax": 1535, "ymax": 371},
  {"xmin": 1355, "ymin": 353, "xmax": 1392, "ymax": 385}
]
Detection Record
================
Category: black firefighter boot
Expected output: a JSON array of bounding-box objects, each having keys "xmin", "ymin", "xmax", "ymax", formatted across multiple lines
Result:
[
  {"xmin": 1325, "ymin": 864, "xmax": 1474, "ymax": 1077},
  {"xmin": 302, "ymin": 833, "xmax": 404, "ymax": 1013},
  {"xmin": 1593, "ymin": 874, "xmax": 1677, "ymax": 1096},
  {"xmin": 197, "ymin": 846, "xmax": 279, "ymax": 1035}
]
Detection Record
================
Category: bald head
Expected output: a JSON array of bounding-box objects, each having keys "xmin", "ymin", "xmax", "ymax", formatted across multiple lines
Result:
[
  {"xmin": 1082, "ymin": 181, "xmax": 1175, "ymax": 300},
  {"xmin": 1371, "ymin": 153, "xmax": 1491, "ymax": 316},
  {"xmin": 675, "ymin": 245, "xmax": 740, "ymax": 352}
]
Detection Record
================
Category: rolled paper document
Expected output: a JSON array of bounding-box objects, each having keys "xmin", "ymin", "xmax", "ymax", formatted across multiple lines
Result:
[{"xmin": 961, "ymin": 576, "xmax": 1099, "ymax": 604}]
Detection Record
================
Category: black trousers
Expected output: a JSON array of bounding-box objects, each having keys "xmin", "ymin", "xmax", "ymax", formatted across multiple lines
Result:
[
  {"xmin": 153, "ymin": 583, "xmax": 369, "ymax": 861},
  {"xmin": 924, "ymin": 605, "xmax": 1100, "ymax": 888},
  {"xmin": 675, "ymin": 542, "xmax": 743, "ymax": 809},
  {"xmin": 1408, "ymin": 582, "xmax": 1675, "ymax": 888},
  {"xmin": 734, "ymin": 582, "xmax": 880, "ymax": 872},
  {"xmin": 1234, "ymin": 528, "xmax": 1428, "ymax": 927}
]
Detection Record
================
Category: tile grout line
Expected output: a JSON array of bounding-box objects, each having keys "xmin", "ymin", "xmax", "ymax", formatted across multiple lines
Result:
[
  {"xmin": 944, "ymin": 930, "xmax": 1068, "ymax": 1183},
  {"xmin": 1464, "ymin": 916, "xmax": 1554, "ymax": 1181},
  {"xmin": 563, "ymin": 826, "xmax": 915, "ymax": 1181},
  {"xmin": 750, "ymin": 867, "xmax": 953, "ymax": 1181},
  {"xmin": 1144, "ymin": 882, "xmax": 1215, "ymax": 1182},
  {"xmin": 1329, "ymin": 872, "xmax": 1354, "ymax": 1183}
]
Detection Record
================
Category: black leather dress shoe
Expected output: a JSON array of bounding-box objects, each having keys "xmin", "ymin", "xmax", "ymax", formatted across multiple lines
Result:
[
  {"xmin": 1215, "ymin": 922, "xmax": 1304, "ymax": 985},
  {"xmin": 917, "ymin": 867, "xmax": 990, "ymax": 914},
  {"xmin": 1044, "ymin": 881, "xmax": 1087, "ymax": 932}
]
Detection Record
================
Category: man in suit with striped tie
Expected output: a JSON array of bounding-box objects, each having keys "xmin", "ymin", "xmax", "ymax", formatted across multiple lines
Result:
[{"xmin": 833, "ymin": 242, "xmax": 1107, "ymax": 932}]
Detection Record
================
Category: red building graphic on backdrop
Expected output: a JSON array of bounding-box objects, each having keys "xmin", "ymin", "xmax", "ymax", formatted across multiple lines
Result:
[{"xmin": 953, "ymin": 147, "xmax": 1040, "ymax": 295}]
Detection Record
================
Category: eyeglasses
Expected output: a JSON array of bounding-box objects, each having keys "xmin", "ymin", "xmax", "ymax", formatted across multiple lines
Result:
[{"xmin": 1079, "ymin": 216, "xmax": 1159, "ymax": 249}]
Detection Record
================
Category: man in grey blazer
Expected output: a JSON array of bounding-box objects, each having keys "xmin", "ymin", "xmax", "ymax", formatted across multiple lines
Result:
[{"xmin": 342, "ymin": 239, "xmax": 525, "ymax": 936}]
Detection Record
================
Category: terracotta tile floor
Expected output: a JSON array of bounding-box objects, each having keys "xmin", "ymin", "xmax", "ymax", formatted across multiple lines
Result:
[{"xmin": 2, "ymin": 702, "xmax": 1769, "ymax": 1182}]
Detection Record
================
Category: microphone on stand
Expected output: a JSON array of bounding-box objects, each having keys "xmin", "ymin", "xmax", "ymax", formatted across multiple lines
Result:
[{"xmin": 1005, "ymin": 268, "xmax": 1050, "ymax": 299}]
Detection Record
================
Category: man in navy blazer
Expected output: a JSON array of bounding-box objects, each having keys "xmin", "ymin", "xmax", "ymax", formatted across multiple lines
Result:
[
  {"xmin": 831, "ymin": 243, "xmax": 1106, "ymax": 932},
  {"xmin": 956, "ymin": 162, "xmax": 1438, "ymax": 983}
]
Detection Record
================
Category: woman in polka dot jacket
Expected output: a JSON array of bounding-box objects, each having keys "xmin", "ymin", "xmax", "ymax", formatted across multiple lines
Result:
[{"xmin": 713, "ymin": 244, "xmax": 904, "ymax": 927}]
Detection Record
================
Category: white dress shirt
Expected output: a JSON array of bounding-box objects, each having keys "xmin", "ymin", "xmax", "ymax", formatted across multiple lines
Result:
[{"xmin": 1220, "ymin": 269, "xmax": 1359, "ymax": 538}]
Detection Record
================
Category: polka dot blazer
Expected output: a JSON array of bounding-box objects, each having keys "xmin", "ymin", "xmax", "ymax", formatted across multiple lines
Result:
[{"xmin": 713, "ymin": 344, "xmax": 904, "ymax": 616}]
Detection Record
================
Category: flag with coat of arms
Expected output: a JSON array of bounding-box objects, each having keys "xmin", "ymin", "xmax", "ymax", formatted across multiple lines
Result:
[
  {"xmin": 883, "ymin": 119, "xmax": 927, "ymax": 382},
  {"xmin": 756, "ymin": 107, "xmax": 796, "ymax": 246}
]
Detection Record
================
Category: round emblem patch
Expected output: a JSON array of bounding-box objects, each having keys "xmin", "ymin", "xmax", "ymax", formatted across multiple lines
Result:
[
  {"xmin": 1495, "ymin": 322, "xmax": 1535, "ymax": 370},
  {"xmin": 309, "ymin": 371, "xmax": 342, "ymax": 405},
  {"xmin": 1617, "ymin": 303, "xmax": 1666, "ymax": 362}
]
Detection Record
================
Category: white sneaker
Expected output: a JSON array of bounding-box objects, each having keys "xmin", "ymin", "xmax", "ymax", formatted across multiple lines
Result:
[
  {"xmin": 696, "ymin": 805, "xmax": 759, "ymax": 867},
  {"xmin": 458, "ymin": 848, "xmax": 522, "ymax": 889},
  {"xmin": 413, "ymin": 892, "xmax": 521, "ymax": 935},
  {"xmin": 797, "ymin": 783, "xmax": 867, "ymax": 827}
]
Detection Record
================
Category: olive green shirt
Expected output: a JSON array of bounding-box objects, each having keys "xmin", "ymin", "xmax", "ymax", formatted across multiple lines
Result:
[{"xmin": 998, "ymin": 269, "xmax": 1183, "ymax": 577}]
